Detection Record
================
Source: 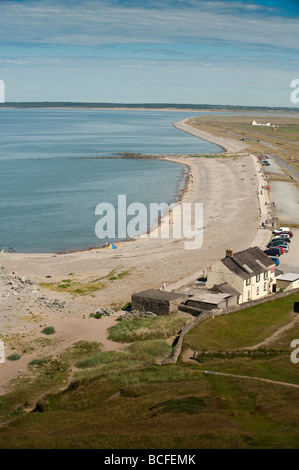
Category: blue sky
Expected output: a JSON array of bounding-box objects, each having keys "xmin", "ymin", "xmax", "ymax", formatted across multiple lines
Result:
[{"xmin": 0, "ymin": 0, "xmax": 298, "ymax": 105}]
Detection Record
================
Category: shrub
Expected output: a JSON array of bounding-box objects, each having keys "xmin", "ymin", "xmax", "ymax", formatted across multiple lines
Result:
[
  {"xmin": 29, "ymin": 358, "xmax": 47, "ymax": 367},
  {"xmin": 7, "ymin": 353, "xmax": 21, "ymax": 361},
  {"xmin": 41, "ymin": 326, "xmax": 56, "ymax": 335}
]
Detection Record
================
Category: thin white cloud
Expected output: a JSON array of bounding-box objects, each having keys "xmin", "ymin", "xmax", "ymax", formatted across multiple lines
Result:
[{"xmin": 0, "ymin": 0, "xmax": 298, "ymax": 51}]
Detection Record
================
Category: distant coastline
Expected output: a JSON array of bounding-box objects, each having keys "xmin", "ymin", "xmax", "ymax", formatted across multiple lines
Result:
[{"xmin": 1, "ymin": 102, "xmax": 299, "ymax": 113}]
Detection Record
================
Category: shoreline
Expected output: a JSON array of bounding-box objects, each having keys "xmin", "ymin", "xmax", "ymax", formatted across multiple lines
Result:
[
  {"xmin": 0, "ymin": 124, "xmax": 262, "ymax": 393},
  {"xmin": 1, "ymin": 117, "xmax": 250, "ymax": 258},
  {"xmin": 173, "ymin": 118, "xmax": 249, "ymax": 154}
]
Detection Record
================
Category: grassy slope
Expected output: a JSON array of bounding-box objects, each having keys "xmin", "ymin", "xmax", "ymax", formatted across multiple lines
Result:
[{"xmin": 0, "ymin": 295, "xmax": 298, "ymax": 449}]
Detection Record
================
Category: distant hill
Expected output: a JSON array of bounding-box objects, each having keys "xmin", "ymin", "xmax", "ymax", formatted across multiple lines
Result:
[{"xmin": 0, "ymin": 102, "xmax": 299, "ymax": 112}]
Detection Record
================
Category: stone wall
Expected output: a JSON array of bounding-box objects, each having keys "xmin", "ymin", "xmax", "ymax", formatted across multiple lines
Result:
[
  {"xmin": 212, "ymin": 286, "xmax": 299, "ymax": 317},
  {"xmin": 163, "ymin": 288, "xmax": 299, "ymax": 365},
  {"xmin": 162, "ymin": 310, "xmax": 212, "ymax": 364}
]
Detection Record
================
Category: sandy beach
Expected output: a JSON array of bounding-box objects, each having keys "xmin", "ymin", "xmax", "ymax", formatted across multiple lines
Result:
[{"xmin": 0, "ymin": 118, "xmax": 261, "ymax": 393}]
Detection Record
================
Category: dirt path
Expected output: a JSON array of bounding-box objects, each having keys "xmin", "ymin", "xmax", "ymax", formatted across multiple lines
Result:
[
  {"xmin": 246, "ymin": 314, "xmax": 299, "ymax": 350},
  {"xmin": 201, "ymin": 370, "xmax": 299, "ymax": 389}
]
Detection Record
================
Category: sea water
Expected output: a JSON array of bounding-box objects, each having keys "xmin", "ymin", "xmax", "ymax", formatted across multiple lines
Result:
[{"xmin": 0, "ymin": 108, "xmax": 221, "ymax": 252}]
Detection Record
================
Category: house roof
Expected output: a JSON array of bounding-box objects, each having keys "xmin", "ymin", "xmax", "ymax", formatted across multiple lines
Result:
[
  {"xmin": 212, "ymin": 282, "xmax": 241, "ymax": 297},
  {"xmin": 277, "ymin": 273, "xmax": 299, "ymax": 282},
  {"xmin": 221, "ymin": 246, "xmax": 274, "ymax": 280},
  {"xmin": 132, "ymin": 289, "xmax": 187, "ymax": 302},
  {"xmin": 188, "ymin": 290, "xmax": 230, "ymax": 305}
]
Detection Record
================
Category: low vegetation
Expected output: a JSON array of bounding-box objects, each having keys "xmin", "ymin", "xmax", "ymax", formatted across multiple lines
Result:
[
  {"xmin": 41, "ymin": 327, "xmax": 55, "ymax": 336},
  {"xmin": 107, "ymin": 315, "xmax": 188, "ymax": 343},
  {"xmin": 39, "ymin": 279, "xmax": 105, "ymax": 295},
  {"xmin": 39, "ymin": 270, "xmax": 130, "ymax": 295},
  {"xmin": 0, "ymin": 296, "xmax": 298, "ymax": 449}
]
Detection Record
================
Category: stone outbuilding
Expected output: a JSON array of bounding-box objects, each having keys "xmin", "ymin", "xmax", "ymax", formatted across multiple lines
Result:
[{"xmin": 131, "ymin": 289, "xmax": 188, "ymax": 316}]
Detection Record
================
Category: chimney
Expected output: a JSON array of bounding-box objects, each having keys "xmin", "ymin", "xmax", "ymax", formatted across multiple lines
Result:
[{"xmin": 226, "ymin": 248, "xmax": 234, "ymax": 257}]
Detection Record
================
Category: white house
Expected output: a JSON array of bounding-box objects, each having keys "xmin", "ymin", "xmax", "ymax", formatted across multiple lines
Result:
[{"xmin": 206, "ymin": 247, "xmax": 276, "ymax": 304}]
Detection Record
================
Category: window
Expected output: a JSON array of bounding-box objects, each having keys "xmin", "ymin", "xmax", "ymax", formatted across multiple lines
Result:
[
  {"xmin": 256, "ymin": 287, "xmax": 259, "ymax": 296},
  {"xmin": 264, "ymin": 282, "xmax": 267, "ymax": 291},
  {"xmin": 247, "ymin": 291, "xmax": 251, "ymax": 301},
  {"xmin": 246, "ymin": 278, "xmax": 251, "ymax": 286},
  {"xmin": 256, "ymin": 274, "xmax": 260, "ymax": 282},
  {"xmin": 264, "ymin": 271, "xmax": 268, "ymax": 280}
]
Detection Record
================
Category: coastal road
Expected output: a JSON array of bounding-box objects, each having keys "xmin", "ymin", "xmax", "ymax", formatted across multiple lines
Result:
[{"xmin": 272, "ymin": 155, "xmax": 299, "ymax": 183}]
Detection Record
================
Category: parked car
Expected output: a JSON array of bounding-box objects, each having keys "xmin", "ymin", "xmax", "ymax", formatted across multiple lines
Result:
[
  {"xmin": 270, "ymin": 242, "xmax": 288, "ymax": 253},
  {"xmin": 269, "ymin": 243, "xmax": 288, "ymax": 252},
  {"xmin": 272, "ymin": 227, "xmax": 291, "ymax": 235},
  {"xmin": 268, "ymin": 241, "xmax": 284, "ymax": 248},
  {"xmin": 264, "ymin": 248, "xmax": 283, "ymax": 257},
  {"xmin": 273, "ymin": 231, "xmax": 293, "ymax": 238},
  {"xmin": 262, "ymin": 161, "xmax": 270, "ymax": 166},
  {"xmin": 273, "ymin": 235, "xmax": 291, "ymax": 243},
  {"xmin": 277, "ymin": 244, "xmax": 289, "ymax": 253},
  {"xmin": 270, "ymin": 256, "xmax": 280, "ymax": 266},
  {"xmin": 269, "ymin": 240, "xmax": 290, "ymax": 250}
]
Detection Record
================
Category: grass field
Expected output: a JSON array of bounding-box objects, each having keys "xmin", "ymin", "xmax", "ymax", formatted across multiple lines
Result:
[
  {"xmin": 188, "ymin": 115, "xmax": 299, "ymax": 171},
  {"xmin": 0, "ymin": 295, "xmax": 298, "ymax": 449}
]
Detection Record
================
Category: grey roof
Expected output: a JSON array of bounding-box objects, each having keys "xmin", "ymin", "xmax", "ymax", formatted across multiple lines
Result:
[
  {"xmin": 132, "ymin": 289, "xmax": 187, "ymax": 301},
  {"xmin": 188, "ymin": 291, "xmax": 230, "ymax": 304},
  {"xmin": 277, "ymin": 273, "xmax": 299, "ymax": 282},
  {"xmin": 212, "ymin": 282, "xmax": 241, "ymax": 297},
  {"xmin": 221, "ymin": 246, "xmax": 274, "ymax": 280}
]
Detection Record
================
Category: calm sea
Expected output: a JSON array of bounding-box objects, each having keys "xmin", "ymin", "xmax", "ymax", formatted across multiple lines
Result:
[{"xmin": 0, "ymin": 108, "xmax": 221, "ymax": 252}]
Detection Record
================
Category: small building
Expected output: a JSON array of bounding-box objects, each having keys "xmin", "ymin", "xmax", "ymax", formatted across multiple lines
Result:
[
  {"xmin": 276, "ymin": 273, "xmax": 299, "ymax": 292},
  {"xmin": 184, "ymin": 290, "xmax": 234, "ymax": 311},
  {"xmin": 131, "ymin": 289, "xmax": 188, "ymax": 316},
  {"xmin": 211, "ymin": 282, "xmax": 241, "ymax": 306},
  {"xmin": 206, "ymin": 247, "xmax": 276, "ymax": 304}
]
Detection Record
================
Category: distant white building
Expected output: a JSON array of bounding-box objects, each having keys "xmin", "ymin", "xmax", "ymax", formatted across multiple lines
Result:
[{"xmin": 251, "ymin": 120, "xmax": 271, "ymax": 126}]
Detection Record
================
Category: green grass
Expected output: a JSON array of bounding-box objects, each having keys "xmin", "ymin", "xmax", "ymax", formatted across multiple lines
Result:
[
  {"xmin": 108, "ymin": 270, "xmax": 130, "ymax": 281},
  {"xmin": 39, "ymin": 279, "xmax": 105, "ymax": 295},
  {"xmin": 107, "ymin": 316, "xmax": 188, "ymax": 343},
  {"xmin": 183, "ymin": 294, "xmax": 298, "ymax": 352},
  {"xmin": 0, "ymin": 295, "xmax": 298, "ymax": 449},
  {"xmin": 75, "ymin": 340, "xmax": 173, "ymax": 375},
  {"xmin": 0, "ymin": 362, "xmax": 298, "ymax": 449}
]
